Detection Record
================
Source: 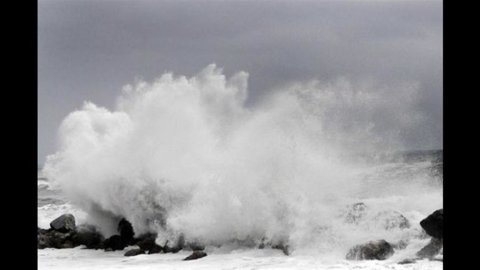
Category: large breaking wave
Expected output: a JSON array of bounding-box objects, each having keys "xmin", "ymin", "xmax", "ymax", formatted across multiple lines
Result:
[{"xmin": 43, "ymin": 64, "xmax": 442, "ymax": 256}]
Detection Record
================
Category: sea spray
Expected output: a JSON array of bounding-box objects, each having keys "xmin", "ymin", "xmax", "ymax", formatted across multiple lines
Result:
[{"xmin": 43, "ymin": 64, "xmax": 442, "ymax": 256}]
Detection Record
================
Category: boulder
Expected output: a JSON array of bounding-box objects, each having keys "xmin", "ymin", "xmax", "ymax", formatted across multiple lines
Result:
[
  {"xmin": 420, "ymin": 209, "xmax": 443, "ymax": 239},
  {"xmin": 50, "ymin": 214, "xmax": 76, "ymax": 233},
  {"xmin": 72, "ymin": 224, "xmax": 104, "ymax": 249},
  {"xmin": 183, "ymin": 250, "xmax": 207, "ymax": 261},
  {"xmin": 103, "ymin": 235, "xmax": 127, "ymax": 251},
  {"xmin": 346, "ymin": 240, "xmax": 394, "ymax": 260},
  {"xmin": 118, "ymin": 218, "xmax": 135, "ymax": 245},
  {"xmin": 416, "ymin": 238, "xmax": 443, "ymax": 259},
  {"xmin": 124, "ymin": 248, "xmax": 145, "ymax": 256}
]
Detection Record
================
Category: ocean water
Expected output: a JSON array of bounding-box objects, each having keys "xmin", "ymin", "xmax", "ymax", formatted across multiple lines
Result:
[
  {"xmin": 38, "ymin": 150, "xmax": 442, "ymax": 269},
  {"xmin": 38, "ymin": 66, "xmax": 442, "ymax": 269}
]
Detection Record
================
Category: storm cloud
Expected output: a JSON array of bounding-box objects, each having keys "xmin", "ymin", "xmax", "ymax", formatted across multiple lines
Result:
[{"xmin": 38, "ymin": 0, "xmax": 442, "ymax": 165}]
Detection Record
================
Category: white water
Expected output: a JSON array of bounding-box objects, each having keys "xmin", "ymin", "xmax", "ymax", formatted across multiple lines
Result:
[
  {"xmin": 42, "ymin": 65, "xmax": 442, "ymax": 259},
  {"xmin": 38, "ymin": 246, "xmax": 442, "ymax": 270}
]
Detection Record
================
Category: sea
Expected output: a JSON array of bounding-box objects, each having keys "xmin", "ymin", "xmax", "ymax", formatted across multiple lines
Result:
[{"xmin": 38, "ymin": 149, "xmax": 443, "ymax": 270}]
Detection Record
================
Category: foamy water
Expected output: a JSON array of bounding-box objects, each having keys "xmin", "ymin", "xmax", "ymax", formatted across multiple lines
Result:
[{"xmin": 39, "ymin": 65, "xmax": 442, "ymax": 268}]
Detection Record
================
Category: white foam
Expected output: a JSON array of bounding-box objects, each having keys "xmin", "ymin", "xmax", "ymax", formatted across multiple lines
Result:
[{"xmin": 42, "ymin": 65, "xmax": 442, "ymax": 255}]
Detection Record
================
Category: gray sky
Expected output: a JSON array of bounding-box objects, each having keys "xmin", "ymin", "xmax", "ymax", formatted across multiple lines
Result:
[{"xmin": 38, "ymin": 0, "xmax": 442, "ymax": 166}]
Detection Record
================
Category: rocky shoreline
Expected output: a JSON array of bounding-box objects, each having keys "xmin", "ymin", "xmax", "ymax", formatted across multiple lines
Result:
[{"xmin": 38, "ymin": 207, "xmax": 443, "ymax": 263}]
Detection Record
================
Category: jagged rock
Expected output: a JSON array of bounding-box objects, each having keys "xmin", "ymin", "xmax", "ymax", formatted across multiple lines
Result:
[
  {"xmin": 346, "ymin": 240, "xmax": 394, "ymax": 260},
  {"xmin": 103, "ymin": 235, "xmax": 127, "ymax": 251},
  {"xmin": 373, "ymin": 210, "xmax": 410, "ymax": 230},
  {"xmin": 118, "ymin": 218, "xmax": 135, "ymax": 245},
  {"xmin": 420, "ymin": 209, "xmax": 443, "ymax": 239},
  {"xmin": 345, "ymin": 202, "xmax": 367, "ymax": 224},
  {"xmin": 183, "ymin": 250, "xmax": 207, "ymax": 260},
  {"xmin": 124, "ymin": 248, "xmax": 145, "ymax": 256},
  {"xmin": 72, "ymin": 224, "xmax": 104, "ymax": 249},
  {"xmin": 50, "ymin": 214, "xmax": 76, "ymax": 233},
  {"xmin": 416, "ymin": 238, "xmax": 443, "ymax": 259}
]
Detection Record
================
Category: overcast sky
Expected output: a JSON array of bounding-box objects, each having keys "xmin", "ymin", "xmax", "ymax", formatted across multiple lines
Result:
[{"xmin": 38, "ymin": 0, "xmax": 442, "ymax": 166}]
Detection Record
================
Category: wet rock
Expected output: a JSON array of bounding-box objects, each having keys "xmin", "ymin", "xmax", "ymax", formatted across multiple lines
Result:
[
  {"xmin": 416, "ymin": 238, "xmax": 443, "ymax": 259},
  {"xmin": 373, "ymin": 210, "xmax": 410, "ymax": 230},
  {"xmin": 118, "ymin": 218, "xmax": 135, "ymax": 245},
  {"xmin": 420, "ymin": 209, "xmax": 443, "ymax": 239},
  {"xmin": 103, "ymin": 235, "xmax": 127, "ymax": 251},
  {"xmin": 272, "ymin": 242, "xmax": 290, "ymax": 256},
  {"xmin": 38, "ymin": 230, "xmax": 78, "ymax": 249},
  {"xmin": 124, "ymin": 248, "xmax": 145, "ymax": 256},
  {"xmin": 183, "ymin": 250, "xmax": 207, "ymax": 261},
  {"xmin": 148, "ymin": 244, "xmax": 163, "ymax": 254},
  {"xmin": 345, "ymin": 202, "xmax": 368, "ymax": 224},
  {"xmin": 346, "ymin": 240, "xmax": 394, "ymax": 260},
  {"xmin": 398, "ymin": 258, "xmax": 417, "ymax": 264},
  {"xmin": 72, "ymin": 224, "xmax": 104, "ymax": 249},
  {"xmin": 50, "ymin": 214, "xmax": 76, "ymax": 233},
  {"xmin": 135, "ymin": 233, "xmax": 163, "ymax": 253}
]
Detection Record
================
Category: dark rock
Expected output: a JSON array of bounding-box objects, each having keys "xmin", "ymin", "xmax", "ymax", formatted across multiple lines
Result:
[
  {"xmin": 398, "ymin": 258, "xmax": 417, "ymax": 264},
  {"xmin": 38, "ymin": 230, "xmax": 78, "ymax": 249},
  {"xmin": 61, "ymin": 240, "xmax": 75, "ymax": 249},
  {"xmin": 420, "ymin": 209, "xmax": 443, "ymax": 239},
  {"xmin": 135, "ymin": 233, "xmax": 163, "ymax": 253},
  {"xmin": 72, "ymin": 224, "xmax": 105, "ymax": 249},
  {"xmin": 373, "ymin": 210, "xmax": 410, "ymax": 230},
  {"xmin": 124, "ymin": 248, "xmax": 145, "ymax": 256},
  {"xmin": 416, "ymin": 238, "xmax": 443, "ymax": 259},
  {"xmin": 103, "ymin": 235, "xmax": 127, "ymax": 251},
  {"xmin": 272, "ymin": 242, "xmax": 290, "ymax": 256},
  {"xmin": 345, "ymin": 202, "xmax": 367, "ymax": 224},
  {"xmin": 183, "ymin": 251, "xmax": 207, "ymax": 261},
  {"xmin": 118, "ymin": 218, "xmax": 135, "ymax": 245},
  {"xmin": 50, "ymin": 214, "xmax": 76, "ymax": 233},
  {"xmin": 346, "ymin": 240, "xmax": 394, "ymax": 260},
  {"xmin": 148, "ymin": 245, "xmax": 163, "ymax": 254}
]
